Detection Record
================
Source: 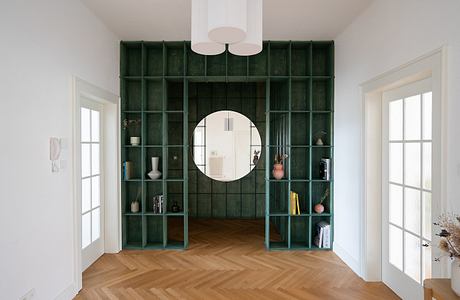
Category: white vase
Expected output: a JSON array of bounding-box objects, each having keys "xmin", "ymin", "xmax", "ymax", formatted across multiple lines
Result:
[
  {"xmin": 452, "ymin": 258, "xmax": 460, "ymax": 296},
  {"xmin": 148, "ymin": 157, "xmax": 162, "ymax": 180},
  {"xmin": 131, "ymin": 201, "xmax": 139, "ymax": 213}
]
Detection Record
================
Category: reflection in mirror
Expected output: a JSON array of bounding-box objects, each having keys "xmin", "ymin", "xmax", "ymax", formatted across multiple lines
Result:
[{"xmin": 192, "ymin": 111, "xmax": 262, "ymax": 182}]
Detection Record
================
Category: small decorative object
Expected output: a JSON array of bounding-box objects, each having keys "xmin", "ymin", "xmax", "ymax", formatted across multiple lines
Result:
[
  {"xmin": 130, "ymin": 136, "xmax": 140, "ymax": 146},
  {"xmin": 314, "ymin": 130, "xmax": 327, "ymax": 146},
  {"xmin": 131, "ymin": 189, "xmax": 141, "ymax": 213},
  {"xmin": 50, "ymin": 137, "xmax": 62, "ymax": 173},
  {"xmin": 273, "ymin": 153, "xmax": 288, "ymax": 180},
  {"xmin": 122, "ymin": 118, "xmax": 141, "ymax": 130},
  {"xmin": 148, "ymin": 157, "xmax": 162, "ymax": 180},
  {"xmin": 314, "ymin": 188, "xmax": 330, "ymax": 214},
  {"xmin": 123, "ymin": 161, "xmax": 133, "ymax": 180},
  {"xmin": 172, "ymin": 201, "xmax": 180, "ymax": 213},
  {"xmin": 319, "ymin": 158, "xmax": 331, "ymax": 181},
  {"xmin": 253, "ymin": 150, "xmax": 260, "ymax": 165},
  {"xmin": 435, "ymin": 213, "xmax": 460, "ymax": 296},
  {"xmin": 152, "ymin": 195, "xmax": 164, "ymax": 214}
]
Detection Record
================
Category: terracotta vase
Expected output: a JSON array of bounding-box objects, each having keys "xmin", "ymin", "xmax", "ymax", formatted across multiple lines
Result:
[
  {"xmin": 452, "ymin": 258, "xmax": 460, "ymax": 296},
  {"xmin": 314, "ymin": 203, "xmax": 325, "ymax": 214},
  {"xmin": 272, "ymin": 163, "xmax": 284, "ymax": 180}
]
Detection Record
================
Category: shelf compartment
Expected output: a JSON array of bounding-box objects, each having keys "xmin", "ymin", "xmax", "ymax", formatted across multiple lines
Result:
[
  {"xmin": 167, "ymin": 147, "xmax": 183, "ymax": 179},
  {"xmin": 206, "ymin": 52, "xmax": 226, "ymax": 76},
  {"xmin": 291, "ymin": 42, "xmax": 311, "ymax": 76},
  {"xmin": 291, "ymin": 216, "xmax": 310, "ymax": 248},
  {"xmin": 269, "ymin": 146, "xmax": 289, "ymax": 180},
  {"xmin": 144, "ymin": 42, "xmax": 163, "ymax": 76},
  {"xmin": 167, "ymin": 181, "xmax": 184, "ymax": 213},
  {"xmin": 121, "ymin": 43, "xmax": 142, "ymax": 77},
  {"xmin": 166, "ymin": 43, "xmax": 184, "ymax": 76},
  {"xmin": 227, "ymin": 53, "xmax": 247, "ymax": 76},
  {"xmin": 122, "ymin": 79, "xmax": 142, "ymax": 111},
  {"xmin": 145, "ymin": 113, "xmax": 163, "ymax": 145},
  {"xmin": 166, "ymin": 112, "xmax": 184, "ymax": 146},
  {"xmin": 167, "ymin": 216, "xmax": 184, "ymax": 247},
  {"xmin": 269, "ymin": 181, "xmax": 289, "ymax": 214},
  {"xmin": 311, "ymin": 181, "xmax": 331, "ymax": 214},
  {"xmin": 186, "ymin": 44, "xmax": 205, "ymax": 76},
  {"xmin": 123, "ymin": 147, "xmax": 142, "ymax": 180},
  {"xmin": 290, "ymin": 147, "xmax": 310, "ymax": 180},
  {"xmin": 291, "ymin": 112, "xmax": 310, "ymax": 146},
  {"xmin": 226, "ymin": 82, "xmax": 243, "ymax": 111},
  {"xmin": 146, "ymin": 215, "xmax": 164, "ymax": 247},
  {"xmin": 269, "ymin": 112, "xmax": 289, "ymax": 146},
  {"xmin": 311, "ymin": 215, "xmax": 332, "ymax": 249},
  {"xmin": 312, "ymin": 42, "xmax": 333, "ymax": 76},
  {"xmin": 145, "ymin": 147, "xmax": 163, "ymax": 180},
  {"xmin": 166, "ymin": 81, "xmax": 184, "ymax": 111},
  {"xmin": 270, "ymin": 42, "xmax": 289, "ymax": 76},
  {"xmin": 145, "ymin": 79, "xmax": 163, "ymax": 111},
  {"xmin": 312, "ymin": 113, "xmax": 332, "ymax": 145},
  {"xmin": 311, "ymin": 147, "xmax": 332, "ymax": 181},
  {"xmin": 248, "ymin": 43, "xmax": 268, "ymax": 76},
  {"xmin": 124, "ymin": 215, "xmax": 143, "ymax": 247},
  {"xmin": 123, "ymin": 181, "xmax": 142, "ymax": 213},
  {"xmin": 291, "ymin": 181, "xmax": 309, "ymax": 214},
  {"xmin": 269, "ymin": 79, "xmax": 289, "ymax": 111},
  {"xmin": 269, "ymin": 216, "xmax": 289, "ymax": 249},
  {"xmin": 123, "ymin": 113, "xmax": 141, "ymax": 146},
  {"xmin": 145, "ymin": 181, "xmax": 163, "ymax": 213},
  {"xmin": 312, "ymin": 79, "xmax": 333, "ymax": 111},
  {"xmin": 291, "ymin": 79, "xmax": 311, "ymax": 111}
]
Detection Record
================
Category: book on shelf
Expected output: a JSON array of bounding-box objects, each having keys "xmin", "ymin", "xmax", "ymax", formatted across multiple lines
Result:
[
  {"xmin": 152, "ymin": 195, "xmax": 164, "ymax": 214},
  {"xmin": 314, "ymin": 221, "xmax": 331, "ymax": 248},
  {"xmin": 290, "ymin": 191, "xmax": 301, "ymax": 215}
]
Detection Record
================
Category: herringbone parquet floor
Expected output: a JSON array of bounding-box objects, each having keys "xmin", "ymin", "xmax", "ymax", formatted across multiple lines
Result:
[{"xmin": 75, "ymin": 219, "xmax": 399, "ymax": 300}]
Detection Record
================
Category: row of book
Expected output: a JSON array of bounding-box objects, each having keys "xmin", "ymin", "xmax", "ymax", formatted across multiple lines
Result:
[
  {"xmin": 152, "ymin": 195, "xmax": 164, "ymax": 214},
  {"xmin": 314, "ymin": 221, "xmax": 331, "ymax": 248}
]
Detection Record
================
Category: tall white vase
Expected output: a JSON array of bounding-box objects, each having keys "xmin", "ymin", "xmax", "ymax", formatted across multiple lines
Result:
[
  {"xmin": 148, "ymin": 157, "xmax": 162, "ymax": 180},
  {"xmin": 452, "ymin": 258, "xmax": 460, "ymax": 296}
]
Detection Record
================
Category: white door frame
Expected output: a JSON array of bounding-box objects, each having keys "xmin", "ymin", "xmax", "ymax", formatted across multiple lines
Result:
[
  {"xmin": 359, "ymin": 47, "xmax": 448, "ymax": 281},
  {"xmin": 72, "ymin": 77, "xmax": 120, "ymax": 292}
]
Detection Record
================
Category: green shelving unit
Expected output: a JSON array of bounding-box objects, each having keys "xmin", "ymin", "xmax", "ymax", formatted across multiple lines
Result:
[{"xmin": 120, "ymin": 40, "xmax": 334, "ymax": 251}]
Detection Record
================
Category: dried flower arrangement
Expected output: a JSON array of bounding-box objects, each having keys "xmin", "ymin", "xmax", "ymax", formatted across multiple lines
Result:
[
  {"xmin": 273, "ymin": 153, "xmax": 288, "ymax": 164},
  {"xmin": 435, "ymin": 213, "xmax": 460, "ymax": 260}
]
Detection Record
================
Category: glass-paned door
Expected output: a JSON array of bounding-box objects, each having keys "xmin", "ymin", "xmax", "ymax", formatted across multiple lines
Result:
[
  {"xmin": 81, "ymin": 99, "xmax": 104, "ymax": 271},
  {"xmin": 382, "ymin": 78, "xmax": 434, "ymax": 299}
]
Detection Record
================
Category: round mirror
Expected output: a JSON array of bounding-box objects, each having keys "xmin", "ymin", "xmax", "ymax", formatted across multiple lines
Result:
[{"xmin": 192, "ymin": 110, "xmax": 262, "ymax": 182}]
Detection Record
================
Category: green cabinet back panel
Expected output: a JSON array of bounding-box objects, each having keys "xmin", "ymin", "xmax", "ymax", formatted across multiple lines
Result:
[{"xmin": 120, "ymin": 41, "xmax": 334, "ymax": 250}]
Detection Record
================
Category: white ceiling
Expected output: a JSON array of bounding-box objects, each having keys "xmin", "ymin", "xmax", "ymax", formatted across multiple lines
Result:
[{"xmin": 81, "ymin": 0, "xmax": 373, "ymax": 41}]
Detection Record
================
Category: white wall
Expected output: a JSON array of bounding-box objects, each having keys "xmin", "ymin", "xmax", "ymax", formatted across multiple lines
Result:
[
  {"xmin": 0, "ymin": 1, "xmax": 119, "ymax": 299},
  {"xmin": 334, "ymin": 0, "xmax": 460, "ymax": 275}
]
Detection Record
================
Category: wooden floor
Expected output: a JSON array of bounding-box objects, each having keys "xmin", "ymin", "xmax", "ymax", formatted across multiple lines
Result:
[{"xmin": 76, "ymin": 219, "xmax": 399, "ymax": 300}]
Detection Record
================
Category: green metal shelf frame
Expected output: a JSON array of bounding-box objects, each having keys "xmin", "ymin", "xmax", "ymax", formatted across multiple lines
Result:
[{"xmin": 121, "ymin": 40, "xmax": 334, "ymax": 251}]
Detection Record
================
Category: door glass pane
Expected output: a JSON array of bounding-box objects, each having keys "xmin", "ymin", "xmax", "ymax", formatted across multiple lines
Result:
[
  {"xmin": 81, "ymin": 108, "xmax": 91, "ymax": 142},
  {"xmin": 404, "ymin": 232, "xmax": 421, "ymax": 283},
  {"xmin": 423, "ymin": 142, "xmax": 432, "ymax": 190},
  {"xmin": 91, "ymin": 144, "xmax": 100, "ymax": 175},
  {"xmin": 405, "ymin": 143, "xmax": 421, "ymax": 188},
  {"xmin": 81, "ymin": 144, "xmax": 91, "ymax": 178},
  {"xmin": 422, "ymin": 92, "xmax": 432, "ymax": 140},
  {"xmin": 91, "ymin": 176, "xmax": 100, "ymax": 208},
  {"xmin": 389, "ymin": 184, "xmax": 403, "ymax": 227},
  {"xmin": 389, "ymin": 224, "xmax": 403, "ymax": 271},
  {"xmin": 82, "ymin": 212, "xmax": 91, "ymax": 249},
  {"xmin": 389, "ymin": 99, "xmax": 403, "ymax": 141},
  {"xmin": 422, "ymin": 192, "xmax": 432, "ymax": 240},
  {"xmin": 91, "ymin": 208, "xmax": 100, "ymax": 242},
  {"xmin": 404, "ymin": 95, "xmax": 421, "ymax": 141},
  {"xmin": 422, "ymin": 240, "xmax": 432, "ymax": 280},
  {"xmin": 82, "ymin": 178, "xmax": 91, "ymax": 213},
  {"xmin": 91, "ymin": 110, "xmax": 100, "ymax": 142},
  {"xmin": 390, "ymin": 143, "xmax": 403, "ymax": 184},
  {"xmin": 405, "ymin": 187, "xmax": 421, "ymax": 235}
]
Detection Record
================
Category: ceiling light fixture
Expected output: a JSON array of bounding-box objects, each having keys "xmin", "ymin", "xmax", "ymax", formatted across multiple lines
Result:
[{"xmin": 191, "ymin": 0, "xmax": 263, "ymax": 56}]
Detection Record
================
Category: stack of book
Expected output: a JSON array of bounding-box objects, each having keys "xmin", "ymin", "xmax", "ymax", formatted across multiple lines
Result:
[
  {"xmin": 290, "ymin": 191, "xmax": 300, "ymax": 215},
  {"xmin": 314, "ymin": 221, "xmax": 331, "ymax": 248},
  {"xmin": 152, "ymin": 195, "xmax": 164, "ymax": 214}
]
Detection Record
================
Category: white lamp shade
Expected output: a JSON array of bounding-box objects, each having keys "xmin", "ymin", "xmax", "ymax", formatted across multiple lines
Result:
[
  {"xmin": 192, "ymin": 0, "xmax": 225, "ymax": 55},
  {"xmin": 208, "ymin": 0, "xmax": 247, "ymax": 44},
  {"xmin": 229, "ymin": 0, "xmax": 262, "ymax": 56}
]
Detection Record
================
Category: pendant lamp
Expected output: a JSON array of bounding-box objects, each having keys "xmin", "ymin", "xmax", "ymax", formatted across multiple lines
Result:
[
  {"xmin": 229, "ymin": 0, "xmax": 263, "ymax": 56},
  {"xmin": 208, "ymin": 0, "xmax": 247, "ymax": 44},
  {"xmin": 191, "ymin": 0, "xmax": 226, "ymax": 55}
]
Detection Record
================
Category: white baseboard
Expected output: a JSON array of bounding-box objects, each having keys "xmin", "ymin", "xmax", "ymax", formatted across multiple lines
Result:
[
  {"xmin": 333, "ymin": 242, "xmax": 362, "ymax": 278},
  {"xmin": 55, "ymin": 282, "xmax": 78, "ymax": 300}
]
